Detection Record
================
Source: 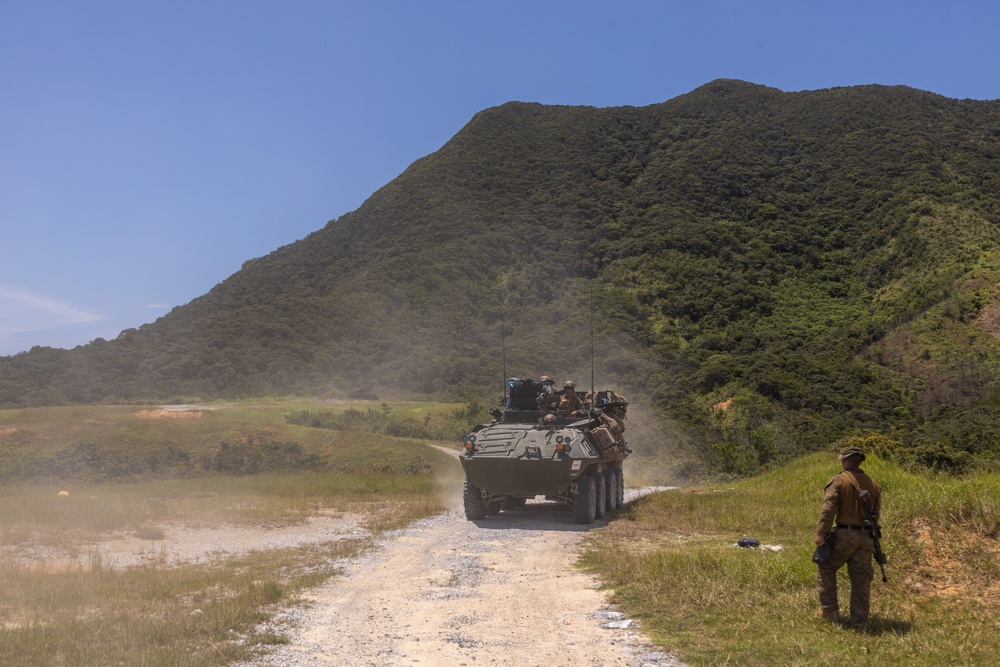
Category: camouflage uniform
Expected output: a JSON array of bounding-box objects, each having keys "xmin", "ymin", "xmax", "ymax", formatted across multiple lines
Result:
[
  {"xmin": 816, "ymin": 446, "xmax": 882, "ymax": 628},
  {"xmin": 558, "ymin": 382, "xmax": 584, "ymax": 416},
  {"xmin": 537, "ymin": 376, "xmax": 558, "ymax": 411}
]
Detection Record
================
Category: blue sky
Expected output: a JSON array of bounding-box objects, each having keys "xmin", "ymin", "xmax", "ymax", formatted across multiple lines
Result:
[{"xmin": 2, "ymin": 1, "xmax": 998, "ymax": 356}]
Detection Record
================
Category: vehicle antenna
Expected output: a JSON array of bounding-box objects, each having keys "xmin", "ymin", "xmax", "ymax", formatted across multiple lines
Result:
[
  {"xmin": 590, "ymin": 282, "xmax": 595, "ymax": 397},
  {"xmin": 500, "ymin": 293, "xmax": 508, "ymax": 406}
]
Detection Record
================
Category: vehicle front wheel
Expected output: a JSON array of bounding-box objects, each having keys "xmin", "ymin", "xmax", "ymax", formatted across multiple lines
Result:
[
  {"xmin": 463, "ymin": 478, "xmax": 487, "ymax": 520},
  {"xmin": 594, "ymin": 473, "xmax": 606, "ymax": 519},
  {"xmin": 603, "ymin": 469, "xmax": 618, "ymax": 512},
  {"xmin": 573, "ymin": 475, "xmax": 597, "ymax": 525}
]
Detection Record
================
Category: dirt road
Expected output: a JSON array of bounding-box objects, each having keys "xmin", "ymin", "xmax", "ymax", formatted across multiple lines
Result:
[{"xmin": 243, "ymin": 492, "xmax": 683, "ymax": 667}]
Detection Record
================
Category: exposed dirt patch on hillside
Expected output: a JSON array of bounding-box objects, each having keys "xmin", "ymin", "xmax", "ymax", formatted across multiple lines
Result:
[
  {"xmin": 907, "ymin": 517, "xmax": 1000, "ymax": 603},
  {"xmin": 712, "ymin": 397, "xmax": 733, "ymax": 412},
  {"xmin": 979, "ymin": 293, "xmax": 1000, "ymax": 339}
]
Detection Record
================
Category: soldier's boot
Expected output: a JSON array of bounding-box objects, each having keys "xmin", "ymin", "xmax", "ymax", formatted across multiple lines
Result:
[{"xmin": 817, "ymin": 609, "xmax": 839, "ymax": 623}]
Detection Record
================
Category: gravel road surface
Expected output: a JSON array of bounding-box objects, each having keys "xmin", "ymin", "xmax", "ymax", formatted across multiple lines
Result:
[{"xmin": 240, "ymin": 489, "xmax": 684, "ymax": 667}]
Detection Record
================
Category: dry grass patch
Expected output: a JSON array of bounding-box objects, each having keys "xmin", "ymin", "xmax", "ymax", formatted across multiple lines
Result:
[
  {"xmin": 0, "ymin": 470, "xmax": 448, "ymax": 666},
  {"xmin": 906, "ymin": 519, "xmax": 1000, "ymax": 603},
  {"xmin": 0, "ymin": 398, "xmax": 463, "ymax": 664},
  {"xmin": 1, "ymin": 539, "xmax": 363, "ymax": 666}
]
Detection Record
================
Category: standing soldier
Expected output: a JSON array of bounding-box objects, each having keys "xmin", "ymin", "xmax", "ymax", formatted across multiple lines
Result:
[{"xmin": 815, "ymin": 445, "xmax": 882, "ymax": 630}]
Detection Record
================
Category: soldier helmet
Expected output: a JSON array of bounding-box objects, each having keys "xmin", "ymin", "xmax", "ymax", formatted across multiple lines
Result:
[
  {"xmin": 838, "ymin": 446, "xmax": 865, "ymax": 462},
  {"xmin": 543, "ymin": 413, "xmax": 556, "ymax": 425},
  {"xmin": 563, "ymin": 380, "xmax": 575, "ymax": 389}
]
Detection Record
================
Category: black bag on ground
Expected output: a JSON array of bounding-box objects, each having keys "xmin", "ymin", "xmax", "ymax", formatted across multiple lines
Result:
[{"xmin": 812, "ymin": 532, "xmax": 836, "ymax": 564}]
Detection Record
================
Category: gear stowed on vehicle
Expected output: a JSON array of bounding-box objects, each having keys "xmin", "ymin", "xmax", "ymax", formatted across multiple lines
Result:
[{"xmin": 460, "ymin": 377, "xmax": 631, "ymax": 524}]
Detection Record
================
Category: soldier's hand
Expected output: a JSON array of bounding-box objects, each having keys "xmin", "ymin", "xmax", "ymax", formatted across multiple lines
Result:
[{"xmin": 815, "ymin": 534, "xmax": 826, "ymax": 546}]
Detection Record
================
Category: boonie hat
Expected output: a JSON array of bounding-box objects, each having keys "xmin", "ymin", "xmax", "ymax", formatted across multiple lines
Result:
[{"xmin": 838, "ymin": 446, "xmax": 866, "ymax": 462}]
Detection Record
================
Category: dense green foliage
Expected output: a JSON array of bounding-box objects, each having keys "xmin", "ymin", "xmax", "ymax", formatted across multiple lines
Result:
[{"xmin": 3, "ymin": 80, "xmax": 1000, "ymax": 475}]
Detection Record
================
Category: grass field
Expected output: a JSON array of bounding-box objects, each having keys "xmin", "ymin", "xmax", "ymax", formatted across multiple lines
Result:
[
  {"xmin": 581, "ymin": 453, "xmax": 1000, "ymax": 666},
  {"xmin": 0, "ymin": 397, "xmax": 470, "ymax": 480},
  {"xmin": 0, "ymin": 399, "xmax": 462, "ymax": 666},
  {"xmin": 8, "ymin": 400, "xmax": 997, "ymax": 665}
]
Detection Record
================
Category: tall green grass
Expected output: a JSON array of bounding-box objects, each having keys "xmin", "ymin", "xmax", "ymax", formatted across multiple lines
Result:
[{"xmin": 582, "ymin": 453, "xmax": 1000, "ymax": 666}]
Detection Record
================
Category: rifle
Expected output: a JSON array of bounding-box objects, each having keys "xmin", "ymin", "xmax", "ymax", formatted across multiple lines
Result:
[{"xmin": 859, "ymin": 489, "xmax": 888, "ymax": 583}]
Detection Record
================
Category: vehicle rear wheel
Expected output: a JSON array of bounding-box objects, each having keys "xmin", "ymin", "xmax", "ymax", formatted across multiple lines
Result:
[
  {"xmin": 573, "ymin": 475, "xmax": 597, "ymax": 525},
  {"xmin": 603, "ymin": 469, "xmax": 618, "ymax": 512},
  {"xmin": 594, "ymin": 473, "xmax": 606, "ymax": 519},
  {"xmin": 615, "ymin": 468, "xmax": 625, "ymax": 506},
  {"xmin": 463, "ymin": 478, "xmax": 487, "ymax": 520}
]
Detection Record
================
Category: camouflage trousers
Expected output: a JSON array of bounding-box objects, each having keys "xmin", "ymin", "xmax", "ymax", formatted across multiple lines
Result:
[{"xmin": 816, "ymin": 527, "xmax": 875, "ymax": 627}]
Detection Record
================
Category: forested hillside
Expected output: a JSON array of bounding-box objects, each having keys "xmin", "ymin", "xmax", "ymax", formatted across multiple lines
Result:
[{"xmin": 3, "ymin": 80, "xmax": 1000, "ymax": 475}]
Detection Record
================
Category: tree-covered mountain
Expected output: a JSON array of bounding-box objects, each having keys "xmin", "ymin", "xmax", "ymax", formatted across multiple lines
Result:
[{"xmin": 3, "ymin": 80, "xmax": 1000, "ymax": 475}]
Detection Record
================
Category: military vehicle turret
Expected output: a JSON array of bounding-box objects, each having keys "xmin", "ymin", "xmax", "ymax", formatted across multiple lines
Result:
[{"xmin": 460, "ymin": 377, "xmax": 631, "ymax": 524}]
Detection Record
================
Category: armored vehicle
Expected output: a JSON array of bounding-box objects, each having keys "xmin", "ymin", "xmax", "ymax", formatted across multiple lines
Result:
[{"xmin": 460, "ymin": 377, "xmax": 631, "ymax": 524}]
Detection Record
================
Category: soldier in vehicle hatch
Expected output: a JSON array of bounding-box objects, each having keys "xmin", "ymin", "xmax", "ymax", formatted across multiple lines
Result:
[
  {"xmin": 557, "ymin": 380, "xmax": 584, "ymax": 417},
  {"xmin": 537, "ymin": 376, "xmax": 559, "ymax": 411},
  {"xmin": 815, "ymin": 445, "xmax": 882, "ymax": 630}
]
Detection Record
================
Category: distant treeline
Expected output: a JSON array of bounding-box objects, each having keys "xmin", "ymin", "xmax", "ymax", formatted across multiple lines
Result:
[{"xmin": 285, "ymin": 400, "xmax": 486, "ymax": 441}]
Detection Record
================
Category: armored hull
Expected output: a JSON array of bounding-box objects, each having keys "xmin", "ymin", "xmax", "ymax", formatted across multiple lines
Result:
[
  {"xmin": 460, "ymin": 379, "xmax": 630, "ymax": 524},
  {"xmin": 461, "ymin": 423, "xmax": 604, "ymax": 496}
]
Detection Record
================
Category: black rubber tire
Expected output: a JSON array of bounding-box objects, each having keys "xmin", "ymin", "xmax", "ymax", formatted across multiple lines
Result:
[
  {"xmin": 615, "ymin": 468, "xmax": 625, "ymax": 507},
  {"xmin": 463, "ymin": 478, "xmax": 487, "ymax": 520},
  {"xmin": 594, "ymin": 473, "xmax": 606, "ymax": 519},
  {"xmin": 604, "ymin": 469, "xmax": 618, "ymax": 512},
  {"xmin": 573, "ymin": 475, "xmax": 597, "ymax": 524}
]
